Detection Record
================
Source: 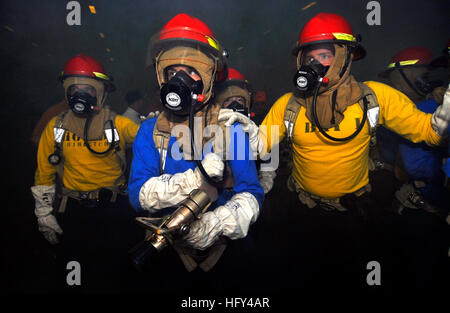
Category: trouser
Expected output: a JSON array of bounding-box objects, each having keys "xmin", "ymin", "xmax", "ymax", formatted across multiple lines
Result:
[
  {"xmin": 55, "ymin": 194, "xmax": 146, "ymax": 292},
  {"xmin": 256, "ymin": 180, "xmax": 402, "ymax": 296}
]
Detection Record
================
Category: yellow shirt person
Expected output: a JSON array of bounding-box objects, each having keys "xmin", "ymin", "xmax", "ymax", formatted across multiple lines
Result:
[
  {"xmin": 35, "ymin": 114, "xmax": 138, "ymax": 191},
  {"xmin": 260, "ymin": 81, "xmax": 442, "ymax": 199}
]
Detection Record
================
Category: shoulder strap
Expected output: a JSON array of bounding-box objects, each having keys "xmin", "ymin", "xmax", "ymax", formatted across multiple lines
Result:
[
  {"xmin": 104, "ymin": 111, "xmax": 120, "ymax": 144},
  {"xmin": 153, "ymin": 115, "xmax": 171, "ymax": 175},
  {"xmin": 357, "ymin": 82, "xmax": 380, "ymax": 136},
  {"xmin": 283, "ymin": 94, "xmax": 301, "ymax": 146},
  {"xmin": 52, "ymin": 110, "xmax": 70, "ymax": 181}
]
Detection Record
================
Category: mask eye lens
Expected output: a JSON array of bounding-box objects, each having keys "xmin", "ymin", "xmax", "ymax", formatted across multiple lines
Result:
[
  {"xmin": 303, "ymin": 56, "xmax": 315, "ymax": 66},
  {"xmin": 167, "ymin": 70, "xmax": 176, "ymax": 79}
]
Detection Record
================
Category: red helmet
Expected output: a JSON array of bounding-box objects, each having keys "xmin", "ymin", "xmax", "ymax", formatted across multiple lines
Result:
[
  {"xmin": 147, "ymin": 13, "xmax": 227, "ymax": 71},
  {"xmin": 216, "ymin": 67, "xmax": 252, "ymax": 111},
  {"xmin": 292, "ymin": 13, "xmax": 365, "ymax": 60},
  {"xmin": 227, "ymin": 68, "xmax": 246, "ymax": 81},
  {"xmin": 59, "ymin": 54, "xmax": 115, "ymax": 92},
  {"xmin": 221, "ymin": 67, "xmax": 252, "ymax": 91},
  {"xmin": 379, "ymin": 46, "xmax": 434, "ymax": 77}
]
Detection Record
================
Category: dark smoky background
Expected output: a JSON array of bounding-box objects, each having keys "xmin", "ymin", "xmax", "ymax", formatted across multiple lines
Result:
[{"xmin": 0, "ymin": 0, "xmax": 448, "ymax": 294}]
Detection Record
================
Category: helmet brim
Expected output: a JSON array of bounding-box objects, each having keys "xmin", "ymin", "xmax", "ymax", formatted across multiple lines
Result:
[
  {"xmin": 59, "ymin": 74, "xmax": 116, "ymax": 92},
  {"xmin": 378, "ymin": 64, "xmax": 432, "ymax": 78},
  {"xmin": 292, "ymin": 39, "xmax": 366, "ymax": 61}
]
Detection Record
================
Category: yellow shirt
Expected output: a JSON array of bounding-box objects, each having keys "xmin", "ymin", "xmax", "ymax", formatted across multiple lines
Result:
[
  {"xmin": 35, "ymin": 114, "xmax": 139, "ymax": 191},
  {"xmin": 260, "ymin": 81, "xmax": 442, "ymax": 198}
]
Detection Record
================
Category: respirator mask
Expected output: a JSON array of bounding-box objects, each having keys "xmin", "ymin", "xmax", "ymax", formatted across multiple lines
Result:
[
  {"xmin": 227, "ymin": 99, "xmax": 248, "ymax": 116},
  {"xmin": 68, "ymin": 91, "xmax": 97, "ymax": 115},
  {"xmin": 67, "ymin": 85, "xmax": 99, "ymax": 115},
  {"xmin": 293, "ymin": 57, "xmax": 329, "ymax": 94},
  {"xmin": 414, "ymin": 67, "xmax": 448, "ymax": 94},
  {"xmin": 160, "ymin": 70, "xmax": 204, "ymax": 116}
]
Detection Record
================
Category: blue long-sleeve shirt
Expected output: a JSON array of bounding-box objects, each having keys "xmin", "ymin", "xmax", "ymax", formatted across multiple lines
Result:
[
  {"xmin": 398, "ymin": 99, "xmax": 445, "ymax": 181},
  {"xmin": 128, "ymin": 117, "xmax": 264, "ymax": 214},
  {"xmin": 398, "ymin": 98, "xmax": 448, "ymax": 206}
]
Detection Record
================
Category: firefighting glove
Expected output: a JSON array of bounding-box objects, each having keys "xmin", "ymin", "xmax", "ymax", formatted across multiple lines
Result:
[
  {"xmin": 139, "ymin": 153, "xmax": 224, "ymax": 211},
  {"xmin": 31, "ymin": 185, "xmax": 63, "ymax": 244},
  {"xmin": 431, "ymin": 84, "xmax": 450, "ymax": 136},
  {"xmin": 143, "ymin": 110, "xmax": 161, "ymax": 120},
  {"xmin": 218, "ymin": 109, "xmax": 265, "ymax": 159},
  {"xmin": 258, "ymin": 168, "xmax": 277, "ymax": 194},
  {"xmin": 183, "ymin": 192, "xmax": 259, "ymax": 250}
]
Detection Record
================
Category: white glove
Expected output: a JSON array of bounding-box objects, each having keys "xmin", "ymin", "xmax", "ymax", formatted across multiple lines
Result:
[
  {"xmin": 258, "ymin": 169, "xmax": 277, "ymax": 194},
  {"xmin": 198, "ymin": 152, "xmax": 224, "ymax": 179},
  {"xmin": 139, "ymin": 153, "xmax": 224, "ymax": 211},
  {"xmin": 31, "ymin": 185, "xmax": 63, "ymax": 244},
  {"xmin": 37, "ymin": 215, "xmax": 63, "ymax": 244},
  {"xmin": 183, "ymin": 192, "xmax": 259, "ymax": 250},
  {"xmin": 144, "ymin": 110, "xmax": 161, "ymax": 120},
  {"xmin": 218, "ymin": 109, "xmax": 265, "ymax": 158},
  {"xmin": 431, "ymin": 84, "xmax": 450, "ymax": 137}
]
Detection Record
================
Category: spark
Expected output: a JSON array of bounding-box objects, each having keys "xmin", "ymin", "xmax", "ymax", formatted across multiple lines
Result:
[
  {"xmin": 4, "ymin": 25, "xmax": 14, "ymax": 32},
  {"xmin": 302, "ymin": 2, "xmax": 317, "ymax": 11}
]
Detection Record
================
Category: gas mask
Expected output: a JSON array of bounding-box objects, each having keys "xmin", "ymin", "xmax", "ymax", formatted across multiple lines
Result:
[
  {"xmin": 68, "ymin": 91, "xmax": 98, "ymax": 115},
  {"xmin": 63, "ymin": 78, "xmax": 106, "ymax": 116},
  {"xmin": 395, "ymin": 66, "xmax": 448, "ymax": 98},
  {"xmin": 160, "ymin": 70, "xmax": 204, "ymax": 115},
  {"xmin": 415, "ymin": 67, "xmax": 448, "ymax": 94},
  {"xmin": 293, "ymin": 58, "xmax": 329, "ymax": 94},
  {"xmin": 227, "ymin": 100, "xmax": 248, "ymax": 116}
]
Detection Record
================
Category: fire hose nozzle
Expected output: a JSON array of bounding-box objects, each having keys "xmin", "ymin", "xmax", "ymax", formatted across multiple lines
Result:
[{"xmin": 129, "ymin": 189, "xmax": 212, "ymax": 271}]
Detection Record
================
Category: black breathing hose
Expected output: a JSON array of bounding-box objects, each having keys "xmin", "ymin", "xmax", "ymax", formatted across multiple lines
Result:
[
  {"xmin": 311, "ymin": 80, "xmax": 368, "ymax": 142},
  {"xmin": 189, "ymin": 101, "xmax": 226, "ymax": 188},
  {"xmin": 84, "ymin": 115, "xmax": 116, "ymax": 155}
]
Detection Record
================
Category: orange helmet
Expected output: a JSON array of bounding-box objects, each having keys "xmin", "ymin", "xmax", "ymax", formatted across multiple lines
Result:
[
  {"xmin": 59, "ymin": 54, "xmax": 115, "ymax": 92},
  {"xmin": 292, "ymin": 12, "xmax": 365, "ymax": 61}
]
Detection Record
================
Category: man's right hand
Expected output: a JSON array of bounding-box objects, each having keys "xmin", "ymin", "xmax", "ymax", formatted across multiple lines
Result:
[
  {"xmin": 218, "ymin": 109, "xmax": 265, "ymax": 158},
  {"xmin": 31, "ymin": 185, "xmax": 63, "ymax": 244},
  {"xmin": 199, "ymin": 153, "xmax": 224, "ymax": 179},
  {"xmin": 37, "ymin": 215, "xmax": 63, "ymax": 244},
  {"xmin": 431, "ymin": 84, "xmax": 450, "ymax": 137}
]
